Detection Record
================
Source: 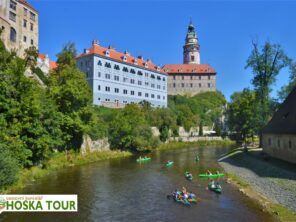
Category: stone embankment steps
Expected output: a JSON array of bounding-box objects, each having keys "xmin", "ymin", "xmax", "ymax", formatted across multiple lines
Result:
[{"xmin": 219, "ymin": 149, "xmax": 296, "ymax": 213}]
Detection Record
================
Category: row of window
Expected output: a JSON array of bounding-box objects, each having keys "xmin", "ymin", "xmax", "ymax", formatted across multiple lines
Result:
[
  {"xmin": 97, "ymin": 60, "xmax": 165, "ymax": 81},
  {"xmin": 171, "ymin": 83, "xmax": 213, "ymax": 88},
  {"xmin": 172, "ymin": 75, "xmax": 212, "ymax": 80},
  {"xmin": 9, "ymin": 1, "xmax": 36, "ymax": 21},
  {"xmin": 23, "ymin": 19, "xmax": 34, "ymax": 31},
  {"xmin": 98, "ymin": 72, "xmax": 166, "ymax": 90},
  {"xmin": 8, "ymin": 26, "xmax": 34, "ymax": 45},
  {"xmin": 98, "ymin": 85, "xmax": 165, "ymax": 100},
  {"xmin": 98, "ymin": 98, "xmax": 163, "ymax": 107},
  {"xmin": 268, "ymin": 138, "xmax": 293, "ymax": 149},
  {"xmin": 23, "ymin": 35, "xmax": 34, "ymax": 45}
]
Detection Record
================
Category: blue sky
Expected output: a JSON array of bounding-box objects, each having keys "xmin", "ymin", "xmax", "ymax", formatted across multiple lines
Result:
[{"xmin": 31, "ymin": 0, "xmax": 296, "ymax": 100}]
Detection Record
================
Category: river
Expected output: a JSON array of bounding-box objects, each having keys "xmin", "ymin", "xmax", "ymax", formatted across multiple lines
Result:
[{"xmin": 0, "ymin": 146, "xmax": 275, "ymax": 222}]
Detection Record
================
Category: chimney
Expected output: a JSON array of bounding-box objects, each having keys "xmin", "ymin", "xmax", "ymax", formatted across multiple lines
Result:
[
  {"xmin": 92, "ymin": 39, "xmax": 99, "ymax": 46},
  {"xmin": 138, "ymin": 55, "xmax": 144, "ymax": 60},
  {"xmin": 108, "ymin": 45, "xmax": 115, "ymax": 50},
  {"xmin": 124, "ymin": 50, "xmax": 130, "ymax": 56}
]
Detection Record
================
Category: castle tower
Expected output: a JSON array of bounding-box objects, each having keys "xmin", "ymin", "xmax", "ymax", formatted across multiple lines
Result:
[{"xmin": 183, "ymin": 20, "xmax": 200, "ymax": 64}]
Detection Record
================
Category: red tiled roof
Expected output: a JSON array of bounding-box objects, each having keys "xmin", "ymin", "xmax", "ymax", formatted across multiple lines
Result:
[
  {"xmin": 162, "ymin": 64, "xmax": 216, "ymax": 75},
  {"xmin": 49, "ymin": 61, "xmax": 57, "ymax": 70},
  {"xmin": 19, "ymin": 0, "xmax": 37, "ymax": 12},
  {"xmin": 38, "ymin": 53, "xmax": 46, "ymax": 61},
  {"xmin": 78, "ymin": 42, "xmax": 166, "ymax": 75},
  {"xmin": 38, "ymin": 53, "xmax": 57, "ymax": 70}
]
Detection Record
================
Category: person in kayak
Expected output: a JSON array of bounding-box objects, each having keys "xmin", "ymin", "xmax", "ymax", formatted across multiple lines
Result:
[
  {"xmin": 183, "ymin": 192, "xmax": 188, "ymax": 200},
  {"xmin": 188, "ymin": 191, "xmax": 196, "ymax": 199},
  {"xmin": 216, "ymin": 181, "xmax": 221, "ymax": 189},
  {"xmin": 209, "ymin": 180, "xmax": 216, "ymax": 189},
  {"xmin": 207, "ymin": 170, "xmax": 213, "ymax": 176}
]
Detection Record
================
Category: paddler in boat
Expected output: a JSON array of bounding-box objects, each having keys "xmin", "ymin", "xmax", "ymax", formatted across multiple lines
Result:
[
  {"xmin": 188, "ymin": 191, "xmax": 196, "ymax": 199},
  {"xmin": 207, "ymin": 170, "xmax": 213, "ymax": 176},
  {"xmin": 216, "ymin": 181, "xmax": 221, "ymax": 189},
  {"xmin": 209, "ymin": 180, "xmax": 216, "ymax": 189}
]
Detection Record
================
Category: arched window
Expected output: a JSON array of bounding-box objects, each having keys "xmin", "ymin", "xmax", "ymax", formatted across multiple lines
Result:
[{"xmin": 10, "ymin": 27, "xmax": 16, "ymax": 42}]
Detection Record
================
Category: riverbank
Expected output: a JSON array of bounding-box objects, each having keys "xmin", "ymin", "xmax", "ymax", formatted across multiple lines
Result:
[
  {"xmin": 218, "ymin": 148, "xmax": 296, "ymax": 222},
  {"xmin": 2, "ymin": 150, "xmax": 132, "ymax": 194},
  {"xmin": 157, "ymin": 139, "xmax": 235, "ymax": 150},
  {"xmin": 2, "ymin": 139, "xmax": 234, "ymax": 194}
]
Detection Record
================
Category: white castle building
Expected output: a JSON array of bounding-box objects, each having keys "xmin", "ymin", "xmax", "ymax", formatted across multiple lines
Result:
[{"xmin": 77, "ymin": 40, "xmax": 167, "ymax": 108}]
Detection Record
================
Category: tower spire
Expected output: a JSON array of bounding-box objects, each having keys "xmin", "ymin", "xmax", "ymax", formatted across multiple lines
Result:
[{"xmin": 183, "ymin": 19, "xmax": 200, "ymax": 64}]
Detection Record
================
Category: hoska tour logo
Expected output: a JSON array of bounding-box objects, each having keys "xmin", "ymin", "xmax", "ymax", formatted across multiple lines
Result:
[{"xmin": 0, "ymin": 195, "xmax": 77, "ymax": 213}]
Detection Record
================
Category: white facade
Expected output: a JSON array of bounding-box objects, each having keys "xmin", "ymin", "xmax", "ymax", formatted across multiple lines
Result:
[{"xmin": 77, "ymin": 46, "xmax": 167, "ymax": 108}]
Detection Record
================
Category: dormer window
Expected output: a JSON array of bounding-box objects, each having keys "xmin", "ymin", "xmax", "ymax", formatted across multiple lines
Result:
[
  {"xmin": 114, "ymin": 64, "xmax": 120, "ymax": 70},
  {"xmin": 144, "ymin": 62, "xmax": 148, "ymax": 68},
  {"xmin": 104, "ymin": 62, "xmax": 111, "ymax": 68},
  {"xmin": 123, "ymin": 56, "xmax": 127, "ymax": 62},
  {"xmin": 137, "ymin": 71, "xmax": 143, "ymax": 76},
  {"xmin": 122, "ymin": 67, "xmax": 129, "ymax": 72},
  {"xmin": 156, "ymin": 66, "xmax": 160, "ymax": 71},
  {"xmin": 134, "ymin": 59, "xmax": 138, "ymax": 65},
  {"xmin": 105, "ymin": 50, "xmax": 110, "ymax": 57}
]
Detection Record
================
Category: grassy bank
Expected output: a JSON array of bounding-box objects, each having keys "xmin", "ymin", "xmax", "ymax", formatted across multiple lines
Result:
[
  {"xmin": 2, "ymin": 150, "xmax": 132, "ymax": 194},
  {"xmin": 226, "ymin": 173, "xmax": 296, "ymax": 222},
  {"xmin": 157, "ymin": 139, "xmax": 235, "ymax": 151}
]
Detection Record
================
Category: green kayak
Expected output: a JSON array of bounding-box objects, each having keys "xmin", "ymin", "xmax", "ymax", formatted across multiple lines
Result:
[
  {"xmin": 208, "ymin": 185, "xmax": 222, "ymax": 194},
  {"xmin": 185, "ymin": 172, "xmax": 193, "ymax": 181},
  {"xmin": 136, "ymin": 157, "xmax": 151, "ymax": 162},
  {"xmin": 165, "ymin": 161, "xmax": 174, "ymax": 167},
  {"xmin": 199, "ymin": 173, "xmax": 224, "ymax": 178}
]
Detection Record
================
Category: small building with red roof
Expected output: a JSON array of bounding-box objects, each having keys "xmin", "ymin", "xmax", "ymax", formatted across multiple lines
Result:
[
  {"xmin": 37, "ymin": 53, "xmax": 57, "ymax": 74},
  {"xmin": 163, "ymin": 21, "xmax": 217, "ymax": 96},
  {"xmin": 77, "ymin": 40, "xmax": 167, "ymax": 108}
]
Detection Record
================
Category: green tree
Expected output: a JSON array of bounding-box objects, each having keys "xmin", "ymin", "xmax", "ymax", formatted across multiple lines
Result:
[
  {"xmin": 56, "ymin": 42, "xmax": 77, "ymax": 67},
  {"xmin": 108, "ymin": 104, "xmax": 159, "ymax": 152},
  {"xmin": 245, "ymin": 41, "xmax": 291, "ymax": 128},
  {"xmin": 150, "ymin": 108, "xmax": 177, "ymax": 142},
  {"xmin": 278, "ymin": 62, "xmax": 296, "ymax": 101},
  {"xmin": 227, "ymin": 89, "xmax": 260, "ymax": 142},
  {"xmin": 0, "ymin": 147, "xmax": 19, "ymax": 188},
  {"xmin": 48, "ymin": 43, "xmax": 93, "ymax": 150},
  {"xmin": 24, "ymin": 46, "xmax": 38, "ymax": 69},
  {"xmin": 0, "ymin": 41, "xmax": 63, "ymax": 166},
  {"xmin": 199, "ymin": 121, "xmax": 203, "ymax": 136}
]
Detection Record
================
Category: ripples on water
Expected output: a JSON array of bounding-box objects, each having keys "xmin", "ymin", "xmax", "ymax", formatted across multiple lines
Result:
[{"xmin": 0, "ymin": 146, "xmax": 275, "ymax": 222}]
